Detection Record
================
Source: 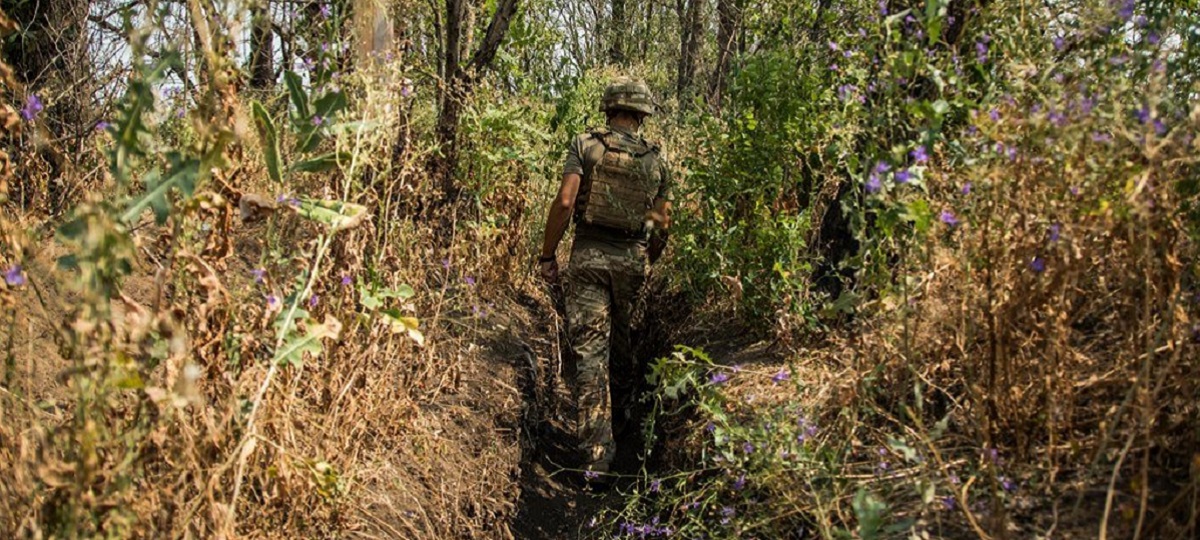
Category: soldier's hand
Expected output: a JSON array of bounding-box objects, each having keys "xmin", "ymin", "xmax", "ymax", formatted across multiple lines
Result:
[{"xmin": 539, "ymin": 259, "xmax": 560, "ymax": 283}]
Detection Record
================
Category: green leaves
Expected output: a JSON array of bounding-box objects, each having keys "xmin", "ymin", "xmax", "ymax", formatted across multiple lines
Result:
[
  {"xmin": 255, "ymin": 71, "xmax": 349, "ymax": 185},
  {"xmin": 358, "ymin": 284, "xmax": 423, "ymax": 346},
  {"xmin": 285, "ymin": 71, "xmax": 310, "ymax": 122},
  {"xmin": 852, "ymin": 489, "xmax": 888, "ymax": 540},
  {"xmin": 121, "ymin": 156, "xmax": 200, "ymax": 225},
  {"xmin": 251, "ymin": 100, "xmax": 282, "ymax": 183},
  {"xmin": 291, "ymin": 198, "xmax": 369, "ymax": 232},
  {"xmin": 273, "ymin": 315, "xmax": 343, "ymax": 367},
  {"xmin": 291, "ymin": 152, "xmax": 349, "ymax": 173},
  {"xmin": 109, "ymin": 52, "xmax": 180, "ymax": 186},
  {"xmin": 359, "ymin": 284, "xmax": 415, "ymax": 310}
]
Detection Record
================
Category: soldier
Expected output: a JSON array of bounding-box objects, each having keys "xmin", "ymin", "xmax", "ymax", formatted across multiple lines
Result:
[{"xmin": 537, "ymin": 78, "xmax": 672, "ymax": 480}]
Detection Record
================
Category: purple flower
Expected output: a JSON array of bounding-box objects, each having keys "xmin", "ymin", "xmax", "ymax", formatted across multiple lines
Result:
[
  {"xmin": 95, "ymin": 121, "xmax": 110, "ymax": 132},
  {"xmin": 1117, "ymin": 0, "xmax": 1134, "ymax": 20},
  {"xmin": 1153, "ymin": 119, "xmax": 1167, "ymax": 136},
  {"xmin": 709, "ymin": 372, "xmax": 730, "ymax": 385},
  {"xmin": 441, "ymin": 258, "xmax": 451, "ymax": 270},
  {"xmin": 1001, "ymin": 476, "xmax": 1018, "ymax": 492},
  {"xmin": 1077, "ymin": 97, "xmax": 1095, "ymax": 116},
  {"xmin": 319, "ymin": 3, "xmax": 332, "ymax": 18},
  {"xmin": 341, "ymin": 275, "xmax": 352, "ymax": 286},
  {"xmin": 989, "ymin": 109, "xmax": 1001, "ymax": 121},
  {"xmin": 4, "ymin": 265, "xmax": 26, "ymax": 286},
  {"xmin": 312, "ymin": 115, "xmax": 324, "ymax": 126},
  {"xmin": 961, "ymin": 182, "xmax": 973, "ymax": 195},
  {"xmin": 267, "ymin": 295, "xmax": 279, "ymax": 308},
  {"xmin": 251, "ymin": 268, "xmax": 266, "ymax": 283},
  {"xmin": 309, "ymin": 294, "xmax": 319, "ymax": 307},
  {"xmin": 706, "ymin": 421, "xmax": 716, "ymax": 433},
  {"xmin": 772, "ymin": 369, "xmax": 790, "ymax": 383},
  {"xmin": 1049, "ymin": 223, "xmax": 1061, "ymax": 243},
  {"xmin": 742, "ymin": 441, "xmax": 754, "ymax": 454},
  {"xmin": 1048, "ymin": 110, "xmax": 1067, "ymax": 127},
  {"xmin": 878, "ymin": 0, "xmax": 888, "ymax": 15},
  {"xmin": 873, "ymin": 161, "xmax": 891, "ymax": 175},
  {"xmin": 464, "ymin": 276, "xmax": 476, "ymax": 286},
  {"xmin": 1053, "ymin": 36, "xmax": 1065, "ymax": 50},
  {"xmin": 866, "ymin": 173, "xmax": 882, "ymax": 194},
  {"xmin": 720, "ymin": 505, "xmax": 736, "ymax": 524},
  {"xmin": 401, "ymin": 79, "xmax": 414, "ymax": 98},
  {"xmin": 942, "ymin": 496, "xmax": 957, "ymax": 510},
  {"xmin": 20, "ymin": 95, "xmax": 43, "ymax": 122},
  {"xmin": 828, "ymin": 40, "xmax": 839, "ymax": 51},
  {"xmin": 1091, "ymin": 132, "xmax": 1112, "ymax": 143},
  {"xmin": 975, "ymin": 41, "xmax": 989, "ymax": 63},
  {"xmin": 1147, "ymin": 32, "xmax": 1160, "ymax": 45},
  {"xmin": 895, "ymin": 169, "xmax": 913, "ymax": 184},
  {"xmin": 649, "ymin": 479, "xmax": 661, "ymax": 493},
  {"xmin": 584, "ymin": 470, "xmax": 599, "ymax": 480},
  {"xmin": 910, "ymin": 146, "xmax": 929, "ymax": 163},
  {"xmin": 733, "ymin": 473, "xmax": 747, "ymax": 490},
  {"xmin": 1135, "ymin": 106, "xmax": 1150, "ymax": 124},
  {"xmin": 1031, "ymin": 257, "xmax": 1045, "ymax": 273},
  {"xmin": 939, "ymin": 210, "xmax": 959, "ymax": 227}
]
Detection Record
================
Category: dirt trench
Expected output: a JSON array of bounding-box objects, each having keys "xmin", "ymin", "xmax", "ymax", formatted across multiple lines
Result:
[{"xmin": 500, "ymin": 281, "xmax": 712, "ymax": 539}]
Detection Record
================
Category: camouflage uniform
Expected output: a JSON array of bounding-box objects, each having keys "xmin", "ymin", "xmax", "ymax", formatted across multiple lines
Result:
[{"xmin": 563, "ymin": 121, "xmax": 671, "ymax": 473}]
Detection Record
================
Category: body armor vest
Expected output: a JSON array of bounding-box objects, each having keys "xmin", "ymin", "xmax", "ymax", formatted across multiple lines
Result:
[{"xmin": 579, "ymin": 129, "xmax": 659, "ymax": 234}]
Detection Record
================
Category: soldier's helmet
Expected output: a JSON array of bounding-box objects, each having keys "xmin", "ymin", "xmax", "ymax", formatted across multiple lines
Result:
[{"xmin": 600, "ymin": 77, "xmax": 655, "ymax": 116}]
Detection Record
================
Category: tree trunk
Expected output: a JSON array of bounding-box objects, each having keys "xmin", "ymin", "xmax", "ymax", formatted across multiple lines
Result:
[
  {"xmin": 249, "ymin": 2, "xmax": 275, "ymax": 89},
  {"xmin": 708, "ymin": 0, "xmax": 739, "ymax": 111},
  {"xmin": 676, "ymin": 0, "xmax": 702, "ymax": 105},
  {"xmin": 433, "ymin": 0, "xmax": 520, "ymax": 204},
  {"xmin": 609, "ymin": 0, "xmax": 626, "ymax": 63}
]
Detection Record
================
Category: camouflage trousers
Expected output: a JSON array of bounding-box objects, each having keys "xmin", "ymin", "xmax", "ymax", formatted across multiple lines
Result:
[{"xmin": 565, "ymin": 235, "xmax": 647, "ymax": 473}]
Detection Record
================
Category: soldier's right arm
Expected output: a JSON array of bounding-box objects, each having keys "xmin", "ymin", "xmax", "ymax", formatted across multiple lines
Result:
[{"xmin": 538, "ymin": 136, "xmax": 588, "ymax": 281}]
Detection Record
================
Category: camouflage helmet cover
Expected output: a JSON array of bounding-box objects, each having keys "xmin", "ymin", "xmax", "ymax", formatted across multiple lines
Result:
[{"xmin": 600, "ymin": 77, "xmax": 655, "ymax": 116}]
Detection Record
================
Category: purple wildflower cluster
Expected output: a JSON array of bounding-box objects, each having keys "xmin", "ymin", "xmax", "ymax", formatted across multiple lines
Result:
[
  {"xmin": 4, "ymin": 265, "xmax": 26, "ymax": 286},
  {"xmin": 21, "ymin": 95, "xmax": 43, "ymax": 122},
  {"xmin": 617, "ymin": 517, "xmax": 673, "ymax": 537},
  {"xmin": 796, "ymin": 416, "xmax": 818, "ymax": 443},
  {"xmin": 709, "ymin": 371, "xmax": 730, "ymax": 385}
]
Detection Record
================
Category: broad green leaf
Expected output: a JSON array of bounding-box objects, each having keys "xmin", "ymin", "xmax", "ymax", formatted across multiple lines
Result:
[
  {"xmin": 925, "ymin": 0, "xmax": 946, "ymax": 44},
  {"xmin": 292, "ymin": 198, "xmax": 369, "ymax": 232},
  {"xmin": 251, "ymin": 100, "xmax": 282, "ymax": 183},
  {"xmin": 121, "ymin": 158, "xmax": 200, "ymax": 224},
  {"xmin": 291, "ymin": 152, "xmax": 349, "ymax": 173},
  {"xmin": 284, "ymin": 71, "xmax": 310, "ymax": 121},
  {"xmin": 296, "ymin": 91, "xmax": 347, "ymax": 153},
  {"xmin": 853, "ymin": 489, "xmax": 888, "ymax": 540},
  {"xmin": 901, "ymin": 198, "xmax": 934, "ymax": 233},
  {"xmin": 272, "ymin": 315, "xmax": 342, "ymax": 367}
]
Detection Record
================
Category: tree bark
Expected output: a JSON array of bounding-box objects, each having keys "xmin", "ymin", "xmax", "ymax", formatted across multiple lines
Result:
[
  {"xmin": 609, "ymin": 0, "xmax": 626, "ymax": 63},
  {"xmin": 249, "ymin": 2, "xmax": 275, "ymax": 89},
  {"xmin": 433, "ymin": 0, "xmax": 520, "ymax": 203},
  {"xmin": 676, "ymin": 0, "xmax": 702, "ymax": 105},
  {"xmin": 708, "ymin": 0, "xmax": 740, "ymax": 111}
]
